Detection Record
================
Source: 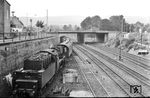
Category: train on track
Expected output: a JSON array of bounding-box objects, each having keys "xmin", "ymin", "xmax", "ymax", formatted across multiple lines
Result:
[{"xmin": 11, "ymin": 37, "xmax": 73, "ymax": 97}]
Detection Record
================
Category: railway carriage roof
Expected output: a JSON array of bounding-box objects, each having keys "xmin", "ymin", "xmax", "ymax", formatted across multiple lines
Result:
[{"xmin": 138, "ymin": 49, "xmax": 148, "ymax": 52}]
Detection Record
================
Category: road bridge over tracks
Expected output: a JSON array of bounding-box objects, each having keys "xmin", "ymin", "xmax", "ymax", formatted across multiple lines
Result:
[{"xmin": 51, "ymin": 31, "xmax": 118, "ymax": 43}]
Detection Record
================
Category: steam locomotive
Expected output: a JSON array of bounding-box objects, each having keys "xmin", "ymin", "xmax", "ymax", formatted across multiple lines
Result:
[{"xmin": 12, "ymin": 37, "xmax": 73, "ymax": 97}]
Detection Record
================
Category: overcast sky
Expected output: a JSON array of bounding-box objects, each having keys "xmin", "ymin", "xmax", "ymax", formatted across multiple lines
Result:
[
  {"xmin": 7, "ymin": 0, "xmax": 150, "ymax": 17},
  {"xmin": 6, "ymin": 0, "xmax": 150, "ymax": 24}
]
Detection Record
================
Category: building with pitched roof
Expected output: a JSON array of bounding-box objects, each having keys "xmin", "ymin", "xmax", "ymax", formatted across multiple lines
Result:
[{"xmin": 10, "ymin": 15, "xmax": 24, "ymax": 32}]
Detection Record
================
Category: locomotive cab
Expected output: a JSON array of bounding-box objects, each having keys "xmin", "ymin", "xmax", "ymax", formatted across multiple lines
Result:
[
  {"xmin": 57, "ymin": 39, "xmax": 73, "ymax": 58},
  {"xmin": 56, "ymin": 45, "xmax": 68, "ymax": 58},
  {"xmin": 51, "ymin": 46, "xmax": 66, "ymax": 68}
]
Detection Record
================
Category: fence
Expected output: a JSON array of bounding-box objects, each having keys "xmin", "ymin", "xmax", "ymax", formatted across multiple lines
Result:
[{"xmin": 0, "ymin": 31, "xmax": 58, "ymax": 44}]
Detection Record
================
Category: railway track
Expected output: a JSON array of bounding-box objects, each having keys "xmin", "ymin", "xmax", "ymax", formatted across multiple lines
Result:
[
  {"xmin": 74, "ymin": 47, "xmax": 130, "ymax": 97},
  {"xmin": 74, "ymin": 44, "xmax": 150, "ymax": 97},
  {"xmin": 87, "ymin": 45, "xmax": 150, "ymax": 80},
  {"xmin": 74, "ymin": 48, "xmax": 110, "ymax": 97},
  {"xmin": 72, "ymin": 56, "xmax": 96, "ymax": 97},
  {"xmin": 82, "ymin": 45, "xmax": 150, "ymax": 86},
  {"xmin": 92, "ymin": 44, "xmax": 150, "ymax": 70}
]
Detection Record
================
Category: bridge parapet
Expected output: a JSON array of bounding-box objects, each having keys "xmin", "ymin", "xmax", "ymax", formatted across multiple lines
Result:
[{"xmin": 56, "ymin": 31, "xmax": 111, "ymax": 43}]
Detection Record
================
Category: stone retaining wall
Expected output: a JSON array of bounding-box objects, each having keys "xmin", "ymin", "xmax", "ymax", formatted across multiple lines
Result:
[{"xmin": 0, "ymin": 37, "xmax": 59, "ymax": 76}]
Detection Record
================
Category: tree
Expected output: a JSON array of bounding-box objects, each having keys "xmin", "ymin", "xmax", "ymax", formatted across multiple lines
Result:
[
  {"xmin": 142, "ymin": 24, "xmax": 150, "ymax": 33},
  {"xmin": 91, "ymin": 15, "xmax": 101, "ymax": 30},
  {"xmin": 63, "ymin": 25, "xmax": 68, "ymax": 31},
  {"xmin": 80, "ymin": 16, "xmax": 92, "ymax": 30},
  {"xmin": 74, "ymin": 25, "xmax": 80, "ymax": 31},
  {"xmin": 130, "ymin": 24, "xmax": 135, "ymax": 32},
  {"xmin": 134, "ymin": 21, "xmax": 144, "ymax": 33},
  {"xmin": 36, "ymin": 20, "xmax": 44, "ymax": 37},
  {"xmin": 36, "ymin": 20, "xmax": 44, "ymax": 28},
  {"xmin": 80, "ymin": 15, "xmax": 136, "ymax": 32},
  {"xmin": 49, "ymin": 25, "xmax": 62, "ymax": 32},
  {"xmin": 100, "ymin": 19, "xmax": 114, "ymax": 31},
  {"xmin": 76, "ymin": 27, "xmax": 80, "ymax": 31},
  {"xmin": 68, "ymin": 24, "xmax": 73, "ymax": 31},
  {"xmin": 124, "ymin": 22, "xmax": 130, "ymax": 32},
  {"xmin": 80, "ymin": 15, "xmax": 102, "ymax": 30},
  {"xmin": 109, "ymin": 15, "xmax": 124, "ymax": 31},
  {"xmin": 63, "ymin": 24, "xmax": 73, "ymax": 31}
]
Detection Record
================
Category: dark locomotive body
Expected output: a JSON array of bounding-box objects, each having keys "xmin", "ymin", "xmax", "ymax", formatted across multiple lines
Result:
[{"xmin": 12, "ymin": 37, "xmax": 72, "ymax": 97}]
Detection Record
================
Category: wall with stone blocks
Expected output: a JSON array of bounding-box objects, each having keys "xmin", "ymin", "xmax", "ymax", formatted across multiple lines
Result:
[{"xmin": 0, "ymin": 37, "xmax": 59, "ymax": 76}]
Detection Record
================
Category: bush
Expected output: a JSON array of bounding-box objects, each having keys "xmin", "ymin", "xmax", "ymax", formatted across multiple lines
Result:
[
  {"xmin": 127, "ymin": 44, "xmax": 134, "ymax": 52},
  {"xmin": 115, "ymin": 38, "xmax": 120, "ymax": 48},
  {"xmin": 125, "ymin": 38, "xmax": 135, "ymax": 48}
]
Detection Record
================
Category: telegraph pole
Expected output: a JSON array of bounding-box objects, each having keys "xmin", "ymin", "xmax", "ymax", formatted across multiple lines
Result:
[
  {"xmin": 46, "ymin": 9, "xmax": 48, "ymax": 37},
  {"xmin": 11, "ymin": 11, "xmax": 15, "ymax": 42},
  {"xmin": 30, "ymin": 19, "xmax": 32, "ymax": 39},
  {"xmin": 46, "ymin": 9, "xmax": 48, "ymax": 27},
  {"xmin": 119, "ymin": 15, "xmax": 124, "ymax": 61},
  {"xmin": 139, "ymin": 28, "xmax": 142, "ymax": 46},
  {"xmin": 26, "ymin": 13, "xmax": 28, "ymax": 26}
]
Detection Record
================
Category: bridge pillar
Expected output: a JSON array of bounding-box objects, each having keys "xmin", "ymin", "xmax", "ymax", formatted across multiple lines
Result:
[
  {"xmin": 104, "ymin": 33, "xmax": 108, "ymax": 42},
  {"xmin": 77, "ymin": 33, "xmax": 84, "ymax": 43},
  {"xmin": 96, "ymin": 33, "xmax": 105, "ymax": 43}
]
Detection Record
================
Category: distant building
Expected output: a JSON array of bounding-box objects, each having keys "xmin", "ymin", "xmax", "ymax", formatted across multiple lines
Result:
[
  {"xmin": 0, "ymin": 0, "xmax": 11, "ymax": 34},
  {"xmin": 122, "ymin": 32, "xmax": 130, "ymax": 39},
  {"xmin": 108, "ymin": 31, "xmax": 118, "ymax": 39},
  {"xmin": 10, "ymin": 16, "xmax": 24, "ymax": 32},
  {"xmin": 143, "ymin": 31, "xmax": 150, "ymax": 43}
]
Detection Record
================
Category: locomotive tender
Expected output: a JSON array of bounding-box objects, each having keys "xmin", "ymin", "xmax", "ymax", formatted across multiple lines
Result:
[{"xmin": 12, "ymin": 37, "xmax": 73, "ymax": 97}]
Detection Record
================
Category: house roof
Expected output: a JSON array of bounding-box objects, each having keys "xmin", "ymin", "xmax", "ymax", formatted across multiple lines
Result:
[
  {"xmin": 3, "ymin": 0, "xmax": 11, "ymax": 6},
  {"xmin": 10, "ymin": 16, "xmax": 24, "ymax": 27}
]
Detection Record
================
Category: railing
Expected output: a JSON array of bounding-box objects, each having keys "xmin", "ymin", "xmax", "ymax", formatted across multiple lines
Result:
[{"xmin": 0, "ymin": 31, "xmax": 58, "ymax": 44}]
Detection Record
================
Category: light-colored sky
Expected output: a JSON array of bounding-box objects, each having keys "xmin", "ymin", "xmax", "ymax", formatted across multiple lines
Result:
[
  {"xmin": 6, "ymin": 0, "xmax": 150, "ymax": 25},
  {"xmin": 7, "ymin": 0, "xmax": 150, "ymax": 17}
]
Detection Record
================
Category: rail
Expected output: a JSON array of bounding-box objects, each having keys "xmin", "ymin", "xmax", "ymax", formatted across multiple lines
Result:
[
  {"xmin": 75, "ymin": 45, "xmax": 148, "ymax": 97},
  {"xmin": 91, "ymin": 44, "xmax": 150, "ymax": 69},
  {"xmin": 82, "ymin": 45, "xmax": 150, "ymax": 86}
]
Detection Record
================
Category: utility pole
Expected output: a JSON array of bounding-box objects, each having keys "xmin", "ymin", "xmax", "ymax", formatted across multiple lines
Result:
[
  {"xmin": 139, "ymin": 28, "xmax": 142, "ymax": 47},
  {"xmin": 30, "ymin": 19, "xmax": 32, "ymax": 39},
  {"xmin": 26, "ymin": 13, "xmax": 28, "ymax": 26},
  {"xmin": 46, "ymin": 9, "xmax": 48, "ymax": 27},
  {"xmin": 119, "ymin": 15, "xmax": 124, "ymax": 61},
  {"xmin": 46, "ymin": 9, "xmax": 48, "ymax": 37},
  {"xmin": 130, "ymin": 24, "xmax": 132, "ymax": 33},
  {"xmin": 11, "ymin": 11, "xmax": 15, "ymax": 42}
]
